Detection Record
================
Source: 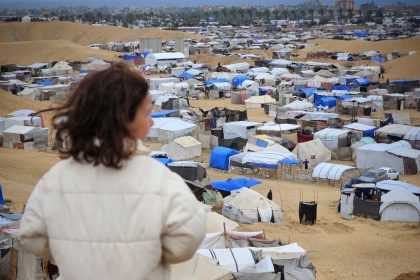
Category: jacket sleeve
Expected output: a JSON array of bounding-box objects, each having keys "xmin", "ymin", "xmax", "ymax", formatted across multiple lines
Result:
[
  {"xmin": 161, "ymin": 171, "xmax": 206, "ymax": 264},
  {"xmin": 19, "ymin": 178, "xmax": 52, "ymax": 259}
]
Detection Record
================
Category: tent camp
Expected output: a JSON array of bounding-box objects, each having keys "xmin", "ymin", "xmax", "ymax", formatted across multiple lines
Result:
[
  {"xmin": 379, "ymin": 189, "xmax": 420, "ymax": 222},
  {"xmin": 313, "ymin": 128, "xmax": 350, "ymax": 150},
  {"xmin": 356, "ymin": 141, "xmax": 420, "ymax": 174},
  {"xmin": 222, "ymin": 187, "xmax": 283, "ymax": 223},
  {"xmin": 161, "ymin": 136, "xmax": 201, "ymax": 160},
  {"xmin": 223, "ymin": 121, "xmax": 262, "ymax": 140},
  {"xmin": 245, "ymin": 96, "xmax": 276, "ymax": 109},
  {"xmin": 148, "ymin": 117, "xmax": 197, "ymax": 141},
  {"xmin": 293, "ymin": 139, "xmax": 331, "ymax": 166},
  {"xmin": 312, "ymin": 162, "xmax": 354, "ymax": 181}
]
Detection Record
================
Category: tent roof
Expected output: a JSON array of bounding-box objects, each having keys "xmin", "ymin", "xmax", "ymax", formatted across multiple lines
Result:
[
  {"xmin": 4, "ymin": 125, "xmax": 34, "ymax": 134},
  {"xmin": 314, "ymin": 128, "xmax": 350, "ymax": 138},
  {"xmin": 173, "ymin": 136, "xmax": 201, "ymax": 148},
  {"xmin": 312, "ymin": 162, "xmax": 354, "ymax": 180},
  {"xmin": 210, "ymin": 178, "xmax": 261, "ymax": 192},
  {"xmin": 380, "ymin": 189, "xmax": 420, "ymax": 214},
  {"xmin": 149, "ymin": 52, "xmax": 186, "ymax": 60},
  {"xmin": 376, "ymin": 180, "xmax": 420, "ymax": 195},
  {"xmin": 357, "ymin": 140, "xmax": 411, "ymax": 152},
  {"xmin": 7, "ymin": 109, "xmax": 35, "ymax": 117},
  {"xmin": 376, "ymin": 124, "xmax": 415, "ymax": 137},
  {"xmin": 223, "ymin": 187, "xmax": 281, "ymax": 210},
  {"xmin": 343, "ymin": 122, "xmax": 376, "ymax": 131}
]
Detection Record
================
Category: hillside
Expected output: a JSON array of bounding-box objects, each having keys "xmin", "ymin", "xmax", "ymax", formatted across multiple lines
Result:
[
  {"xmin": 0, "ymin": 21, "xmax": 202, "ymax": 45},
  {"xmin": 0, "ymin": 39, "xmax": 119, "ymax": 65},
  {"xmin": 383, "ymin": 52, "xmax": 420, "ymax": 80}
]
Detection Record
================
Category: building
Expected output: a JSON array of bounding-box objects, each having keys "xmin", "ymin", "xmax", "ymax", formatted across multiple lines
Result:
[
  {"xmin": 145, "ymin": 52, "xmax": 187, "ymax": 67},
  {"xmin": 334, "ymin": 0, "xmax": 355, "ymax": 10}
]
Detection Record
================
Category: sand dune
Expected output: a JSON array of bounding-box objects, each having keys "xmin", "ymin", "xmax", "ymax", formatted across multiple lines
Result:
[
  {"xmin": 0, "ymin": 21, "xmax": 202, "ymax": 45},
  {"xmin": 0, "ymin": 89, "xmax": 52, "ymax": 116},
  {"xmin": 0, "ymin": 39, "xmax": 120, "ymax": 65},
  {"xmin": 383, "ymin": 52, "xmax": 420, "ymax": 80}
]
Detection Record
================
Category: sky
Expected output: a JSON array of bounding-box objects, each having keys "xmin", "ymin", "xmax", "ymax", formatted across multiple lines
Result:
[{"xmin": 0, "ymin": 0, "xmax": 417, "ymax": 9}]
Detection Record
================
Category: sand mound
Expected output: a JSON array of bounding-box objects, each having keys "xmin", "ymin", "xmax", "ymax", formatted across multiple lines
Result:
[
  {"xmin": 299, "ymin": 37, "xmax": 420, "ymax": 57},
  {"xmin": 0, "ymin": 89, "xmax": 52, "ymax": 116},
  {"xmin": 0, "ymin": 21, "xmax": 202, "ymax": 45},
  {"xmin": 383, "ymin": 52, "xmax": 420, "ymax": 80},
  {"xmin": 394, "ymin": 272, "xmax": 420, "ymax": 280},
  {"xmin": 0, "ymin": 39, "xmax": 120, "ymax": 65}
]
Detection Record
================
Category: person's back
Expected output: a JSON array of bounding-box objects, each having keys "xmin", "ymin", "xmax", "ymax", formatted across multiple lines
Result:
[{"xmin": 19, "ymin": 62, "xmax": 206, "ymax": 280}]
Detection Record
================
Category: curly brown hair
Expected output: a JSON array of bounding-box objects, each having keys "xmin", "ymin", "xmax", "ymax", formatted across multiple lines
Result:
[{"xmin": 41, "ymin": 62, "xmax": 149, "ymax": 169}]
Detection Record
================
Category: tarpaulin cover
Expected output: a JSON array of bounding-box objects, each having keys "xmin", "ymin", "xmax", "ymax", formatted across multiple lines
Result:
[
  {"xmin": 391, "ymin": 80, "xmax": 418, "ymax": 85},
  {"xmin": 179, "ymin": 72, "xmax": 195, "ymax": 79},
  {"xmin": 299, "ymin": 88, "xmax": 317, "ymax": 96},
  {"xmin": 315, "ymin": 96, "xmax": 336, "ymax": 108},
  {"xmin": 354, "ymin": 30, "xmax": 368, "ymax": 37},
  {"xmin": 154, "ymin": 157, "xmax": 173, "ymax": 166},
  {"xmin": 151, "ymin": 110, "xmax": 178, "ymax": 118},
  {"xmin": 332, "ymin": 85, "xmax": 350, "ymax": 91},
  {"xmin": 278, "ymin": 159, "xmax": 302, "ymax": 165},
  {"xmin": 336, "ymin": 95, "xmax": 352, "ymax": 101},
  {"xmin": 210, "ymin": 178, "xmax": 262, "ymax": 192},
  {"xmin": 370, "ymin": 57, "xmax": 385, "ymax": 63},
  {"xmin": 232, "ymin": 76, "xmax": 250, "ymax": 87},
  {"xmin": 205, "ymin": 79, "xmax": 229, "ymax": 85},
  {"xmin": 36, "ymin": 80, "xmax": 54, "ymax": 86},
  {"xmin": 210, "ymin": 146, "xmax": 240, "ymax": 170},
  {"xmin": 354, "ymin": 78, "xmax": 370, "ymax": 86}
]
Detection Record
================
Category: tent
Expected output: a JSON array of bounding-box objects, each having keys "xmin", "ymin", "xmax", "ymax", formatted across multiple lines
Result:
[
  {"xmin": 210, "ymin": 178, "xmax": 261, "ymax": 192},
  {"xmin": 379, "ymin": 189, "xmax": 420, "ymax": 222},
  {"xmin": 167, "ymin": 161, "xmax": 207, "ymax": 181},
  {"xmin": 376, "ymin": 180, "xmax": 420, "ymax": 195},
  {"xmin": 343, "ymin": 123, "xmax": 376, "ymax": 138},
  {"xmin": 282, "ymin": 100, "xmax": 313, "ymax": 111},
  {"xmin": 148, "ymin": 117, "xmax": 197, "ymax": 141},
  {"xmin": 171, "ymin": 254, "xmax": 233, "ymax": 280},
  {"xmin": 245, "ymin": 96, "xmax": 276, "ymax": 109},
  {"xmin": 313, "ymin": 128, "xmax": 350, "ymax": 150},
  {"xmin": 293, "ymin": 139, "xmax": 331, "ymax": 167},
  {"xmin": 312, "ymin": 162, "xmax": 354, "ymax": 181},
  {"xmin": 356, "ymin": 141, "xmax": 420, "ymax": 173},
  {"xmin": 51, "ymin": 61, "xmax": 73, "ymax": 75},
  {"xmin": 81, "ymin": 59, "xmax": 110, "ymax": 71},
  {"xmin": 150, "ymin": 110, "xmax": 179, "ymax": 118},
  {"xmin": 222, "ymin": 187, "xmax": 283, "ymax": 223},
  {"xmin": 229, "ymin": 150, "xmax": 295, "ymax": 170},
  {"xmin": 206, "ymin": 212, "xmax": 238, "ymax": 233},
  {"xmin": 210, "ymin": 147, "xmax": 240, "ymax": 170},
  {"xmin": 2, "ymin": 125, "xmax": 48, "ymax": 149},
  {"xmin": 256, "ymin": 123, "xmax": 301, "ymax": 137},
  {"xmin": 161, "ymin": 136, "xmax": 202, "ymax": 160},
  {"xmin": 223, "ymin": 121, "xmax": 262, "ymax": 140},
  {"xmin": 232, "ymin": 76, "xmax": 250, "ymax": 87}
]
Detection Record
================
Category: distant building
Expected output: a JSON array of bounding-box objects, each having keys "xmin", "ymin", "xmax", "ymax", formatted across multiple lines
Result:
[
  {"xmin": 334, "ymin": 0, "xmax": 355, "ymax": 10},
  {"xmin": 360, "ymin": 2, "xmax": 378, "ymax": 13}
]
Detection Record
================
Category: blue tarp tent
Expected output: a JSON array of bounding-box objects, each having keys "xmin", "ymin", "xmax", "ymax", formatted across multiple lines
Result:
[
  {"xmin": 210, "ymin": 178, "xmax": 262, "ymax": 192},
  {"xmin": 36, "ymin": 80, "xmax": 54, "ymax": 86},
  {"xmin": 391, "ymin": 80, "xmax": 418, "ymax": 85},
  {"xmin": 354, "ymin": 78, "xmax": 370, "ymax": 86},
  {"xmin": 278, "ymin": 159, "xmax": 302, "ymax": 165},
  {"xmin": 210, "ymin": 147, "xmax": 239, "ymax": 170},
  {"xmin": 232, "ymin": 76, "xmax": 250, "ymax": 87},
  {"xmin": 332, "ymin": 85, "xmax": 350, "ymax": 91},
  {"xmin": 179, "ymin": 72, "xmax": 195, "ymax": 79},
  {"xmin": 354, "ymin": 30, "xmax": 368, "ymax": 37},
  {"xmin": 362, "ymin": 128, "xmax": 376, "ymax": 138},
  {"xmin": 337, "ymin": 95, "xmax": 352, "ymax": 101},
  {"xmin": 370, "ymin": 57, "xmax": 385, "ymax": 63},
  {"xmin": 154, "ymin": 157, "xmax": 173, "ymax": 166},
  {"xmin": 259, "ymin": 87, "xmax": 274, "ymax": 95},
  {"xmin": 151, "ymin": 110, "xmax": 178, "ymax": 118},
  {"xmin": 205, "ymin": 79, "xmax": 229, "ymax": 86},
  {"xmin": 299, "ymin": 88, "xmax": 317, "ymax": 96},
  {"xmin": 315, "ymin": 96, "xmax": 336, "ymax": 108}
]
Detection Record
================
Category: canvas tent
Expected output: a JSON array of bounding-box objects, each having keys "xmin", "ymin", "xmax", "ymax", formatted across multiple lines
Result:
[
  {"xmin": 167, "ymin": 161, "xmax": 207, "ymax": 182},
  {"xmin": 223, "ymin": 121, "xmax": 262, "ymax": 140},
  {"xmin": 356, "ymin": 141, "xmax": 420, "ymax": 174},
  {"xmin": 282, "ymin": 100, "xmax": 313, "ymax": 111},
  {"xmin": 148, "ymin": 117, "xmax": 197, "ymax": 141},
  {"xmin": 161, "ymin": 136, "xmax": 201, "ymax": 160},
  {"xmin": 222, "ymin": 187, "xmax": 283, "ymax": 223},
  {"xmin": 210, "ymin": 178, "xmax": 261, "ymax": 192},
  {"xmin": 379, "ymin": 189, "xmax": 420, "ymax": 222},
  {"xmin": 81, "ymin": 59, "xmax": 110, "ymax": 71},
  {"xmin": 313, "ymin": 128, "xmax": 350, "ymax": 150},
  {"xmin": 293, "ymin": 139, "xmax": 331, "ymax": 166},
  {"xmin": 376, "ymin": 180, "xmax": 420, "ymax": 195},
  {"xmin": 312, "ymin": 162, "xmax": 354, "ymax": 181},
  {"xmin": 2, "ymin": 125, "xmax": 48, "ymax": 149},
  {"xmin": 245, "ymin": 96, "xmax": 276, "ymax": 109}
]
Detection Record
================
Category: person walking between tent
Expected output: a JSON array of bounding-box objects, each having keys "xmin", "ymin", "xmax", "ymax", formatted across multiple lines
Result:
[
  {"xmin": 267, "ymin": 189, "xmax": 273, "ymax": 200},
  {"xmin": 303, "ymin": 159, "xmax": 309, "ymax": 170},
  {"xmin": 19, "ymin": 62, "xmax": 206, "ymax": 280}
]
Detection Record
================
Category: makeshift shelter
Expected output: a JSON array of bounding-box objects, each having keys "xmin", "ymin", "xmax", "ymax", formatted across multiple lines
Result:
[
  {"xmin": 81, "ymin": 59, "xmax": 110, "ymax": 71},
  {"xmin": 343, "ymin": 123, "xmax": 376, "ymax": 138},
  {"xmin": 51, "ymin": 61, "xmax": 73, "ymax": 75},
  {"xmin": 244, "ymin": 96, "xmax": 276, "ymax": 109},
  {"xmin": 379, "ymin": 189, "xmax": 420, "ymax": 222},
  {"xmin": 167, "ymin": 161, "xmax": 207, "ymax": 182},
  {"xmin": 210, "ymin": 147, "xmax": 240, "ymax": 170},
  {"xmin": 161, "ymin": 136, "xmax": 201, "ymax": 160},
  {"xmin": 256, "ymin": 123, "xmax": 301, "ymax": 138},
  {"xmin": 2, "ymin": 125, "xmax": 48, "ymax": 149},
  {"xmin": 312, "ymin": 162, "xmax": 354, "ymax": 181},
  {"xmin": 282, "ymin": 100, "xmax": 313, "ymax": 111},
  {"xmin": 145, "ymin": 52, "xmax": 186, "ymax": 66},
  {"xmin": 223, "ymin": 121, "xmax": 262, "ymax": 140},
  {"xmin": 222, "ymin": 187, "xmax": 283, "ymax": 223},
  {"xmin": 210, "ymin": 178, "xmax": 261, "ymax": 193},
  {"xmin": 376, "ymin": 180, "xmax": 420, "ymax": 195},
  {"xmin": 293, "ymin": 139, "xmax": 331, "ymax": 167},
  {"xmin": 313, "ymin": 128, "xmax": 350, "ymax": 150},
  {"xmin": 171, "ymin": 254, "xmax": 233, "ymax": 280},
  {"xmin": 356, "ymin": 141, "xmax": 420, "ymax": 174},
  {"xmin": 148, "ymin": 117, "xmax": 197, "ymax": 142}
]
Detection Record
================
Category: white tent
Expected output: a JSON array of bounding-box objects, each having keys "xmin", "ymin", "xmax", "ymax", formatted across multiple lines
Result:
[
  {"xmin": 379, "ymin": 189, "xmax": 420, "ymax": 222},
  {"xmin": 171, "ymin": 254, "xmax": 233, "ymax": 280},
  {"xmin": 2, "ymin": 125, "xmax": 49, "ymax": 149},
  {"xmin": 150, "ymin": 90, "xmax": 167, "ymax": 102},
  {"xmin": 257, "ymin": 122, "xmax": 301, "ymax": 134},
  {"xmin": 244, "ymin": 96, "xmax": 276, "ymax": 109},
  {"xmin": 271, "ymin": 68, "xmax": 290, "ymax": 76},
  {"xmin": 222, "ymin": 187, "xmax": 283, "ymax": 224},
  {"xmin": 223, "ymin": 121, "xmax": 262, "ymax": 139},
  {"xmin": 312, "ymin": 162, "xmax": 354, "ymax": 180},
  {"xmin": 81, "ymin": 59, "xmax": 111, "ymax": 71},
  {"xmin": 148, "ymin": 117, "xmax": 197, "ymax": 142},
  {"xmin": 51, "ymin": 61, "xmax": 73, "ymax": 75},
  {"xmin": 293, "ymin": 139, "xmax": 331, "ymax": 166},
  {"xmin": 313, "ymin": 128, "xmax": 350, "ymax": 150},
  {"xmin": 145, "ymin": 52, "xmax": 186, "ymax": 66},
  {"xmin": 223, "ymin": 62, "xmax": 250, "ymax": 73},
  {"xmin": 356, "ymin": 141, "xmax": 420, "ymax": 173},
  {"xmin": 161, "ymin": 136, "xmax": 201, "ymax": 160},
  {"xmin": 282, "ymin": 100, "xmax": 313, "ymax": 111},
  {"xmin": 376, "ymin": 180, "xmax": 420, "ymax": 195}
]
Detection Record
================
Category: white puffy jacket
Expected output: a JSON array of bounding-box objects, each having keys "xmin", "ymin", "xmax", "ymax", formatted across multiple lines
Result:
[{"xmin": 19, "ymin": 144, "xmax": 206, "ymax": 280}]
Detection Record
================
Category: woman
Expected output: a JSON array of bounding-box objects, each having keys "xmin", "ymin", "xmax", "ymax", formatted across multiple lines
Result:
[{"xmin": 19, "ymin": 63, "xmax": 206, "ymax": 280}]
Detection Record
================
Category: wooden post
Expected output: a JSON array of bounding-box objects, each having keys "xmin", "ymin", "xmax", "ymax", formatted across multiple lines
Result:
[{"xmin": 223, "ymin": 222, "xmax": 227, "ymax": 248}]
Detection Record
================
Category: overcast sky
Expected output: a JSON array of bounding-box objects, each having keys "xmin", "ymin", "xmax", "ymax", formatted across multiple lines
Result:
[{"xmin": 0, "ymin": 0, "xmax": 417, "ymax": 9}]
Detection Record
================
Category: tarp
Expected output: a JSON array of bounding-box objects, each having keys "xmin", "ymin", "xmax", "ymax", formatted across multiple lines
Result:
[
  {"xmin": 376, "ymin": 180, "xmax": 420, "ymax": 195},
  {"xmin": 299, "ymin": 88, "xmax": 317, "ymax": 96},
  {"xmin": 211, "ymin": 178, "xmax": 262, "ymax": 192},
  {"xmin": 232, "ymin": 76, "xmax": 250, "ymax": 87},
  {"xmin": 151, "ymin": 110, "xmax": 179, "ymax": 118},
  {"xmin": 315, "ymin": 96, "xmax": 336, "ymax": 108},
  {"xmin": 312, "ymin": 162, "xmax": 354, "ymax": 180},
  {"xmin": 205, "ymin": 78, "xmax": 229, "ymax": 85},
  {"xmin": 154, "ymin": 157, "xmax": 173, "ymax": 166},
  {"xmin": 210, "ymin": 147, "xmax": 240, "ymax": 170}
]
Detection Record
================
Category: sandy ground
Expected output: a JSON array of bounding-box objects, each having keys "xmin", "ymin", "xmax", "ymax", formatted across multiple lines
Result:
[
  {"xmin": 0, "ymin": 21, "xmax": 202, "ymax": 45},
  {"xmin": 0, "ymin": 40, "xmax": 120, "ymax": 65},
  {"xmin": 1, "ymin": 96, "xmax": 419, "ymax": 280}
]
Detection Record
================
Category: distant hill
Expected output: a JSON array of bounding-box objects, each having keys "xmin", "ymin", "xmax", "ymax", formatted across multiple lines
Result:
[
  {"xmin": 0, "ymin": 21, "xmax": 202, "ymax": 45},
  {"xmin": 0, "ymin": 39, "xmax": 119, "ymax": 65}
]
